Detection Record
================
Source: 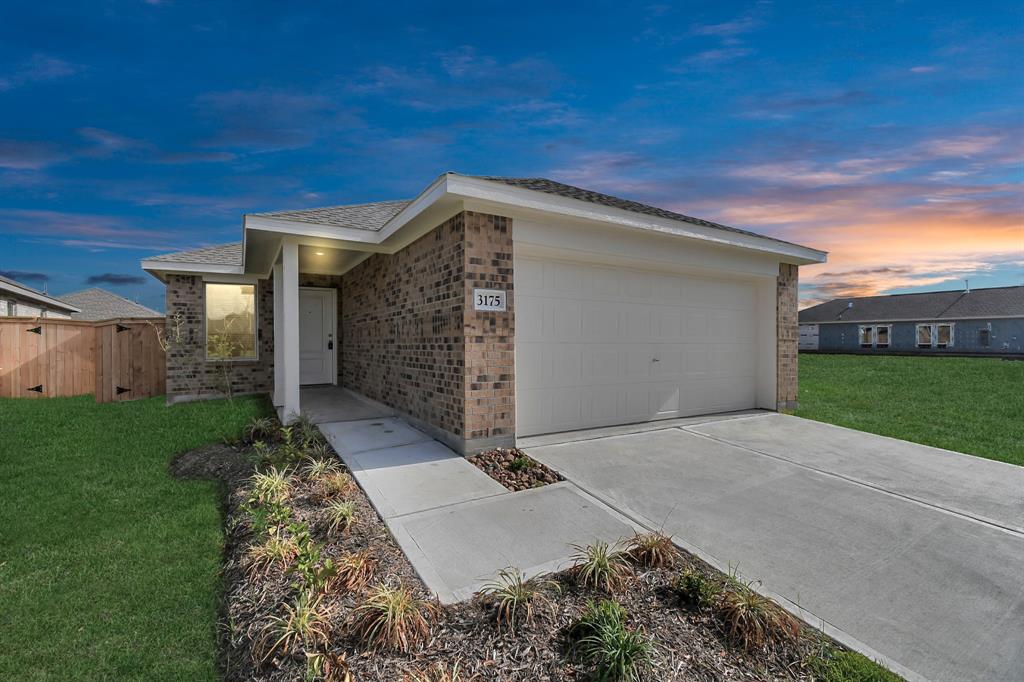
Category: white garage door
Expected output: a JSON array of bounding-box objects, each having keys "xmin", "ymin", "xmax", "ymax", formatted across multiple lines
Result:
[{"xmin": 516, "ymin": 256, "xmax": 758, "ymax": 436}]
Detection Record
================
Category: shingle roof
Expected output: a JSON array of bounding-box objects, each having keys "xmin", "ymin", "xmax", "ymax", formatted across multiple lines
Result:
[
  {"xmin": 0, "ymin": 274, "xmax": 79, "ymax": 312},
  {"xmin": 250, "ymin": 199, "xmax": 411, "ymax": 231},
  {"xmin": 467, "ymin": 175, "xmax": 802, "ymax": 247},
  {"xmin": 799, "ymin": 286, "xmax": 1024, "ymax": 323},
  {"xmin": 59, "ymin": 288, "xmax": 162, "ymax": 321},
  {"xmin": 147, "ymin": 242, "xmax": 243, "ymax": 265}
]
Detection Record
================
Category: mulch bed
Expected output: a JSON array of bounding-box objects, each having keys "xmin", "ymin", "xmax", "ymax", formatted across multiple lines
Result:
[
  {"xmin": 174, "ymin": 434, "xmax": 879, "ymax": 681},
  {"xmin": 467, "ymin": 448, "xmax": 564, "ymax": 491}
]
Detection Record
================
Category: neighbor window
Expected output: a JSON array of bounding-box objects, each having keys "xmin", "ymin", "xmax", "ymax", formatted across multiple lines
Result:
[
  {"xmin": 875, "ymin": 325, "xmax": 890, "ymax": 348},
  {"xmin": 205, "ymin": 283, "xmax": 257, "ymax": 360},
  {"xmin": 859, "ymin": 325, "xmax": 874, "ymax": 348},
  {"xmin": 916, "ymin": 324, "xmax": 932, "ymax": 348},
  {"xmin": 936, "ymin": 324, "xmax": 953, "ymax": 348},
  {"xmin": 980, "ymin": 328, "xmax": 991, "ymax": 347}
]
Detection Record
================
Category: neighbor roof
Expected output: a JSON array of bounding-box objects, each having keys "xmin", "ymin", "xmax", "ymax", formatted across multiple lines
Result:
[
  {"xmin": 59, "ymin": 288, "xmax": 162, "ymax": 321},
  {"xmin": 799, "ymin": 285, "xmax": 1024, "ymax": 323},
  {"xmin": 250, "ymin": 199, "xmax": 411, "ymax": 231},
  {"xmin": 147, "ymin": 242, "xmax": 243, "ymax": 266},
  {"xmin": 0, "ymin": 274, "xmax": 79, "ymax": 312}
]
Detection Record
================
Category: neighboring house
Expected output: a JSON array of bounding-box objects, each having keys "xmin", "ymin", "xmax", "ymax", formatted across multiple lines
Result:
[
  {"xmin": 142, "ymin": 172, "xmax": 827, "ymax": 453},
  {"xmin": 58, "ymin": 287, "xmax": 163, "ymax": 321},
  {"xmin": 0, "ymin": 275, "xmax": 80, "ymax": 319},
  {"xmin": 799, "ymin": 285, "xmax": 1024, "ymax": 356}
]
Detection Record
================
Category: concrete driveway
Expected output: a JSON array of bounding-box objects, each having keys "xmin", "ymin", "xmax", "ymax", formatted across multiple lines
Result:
[{"xmin": 524, "ymin": 413, "xmax": 1024, "ymax": 682}]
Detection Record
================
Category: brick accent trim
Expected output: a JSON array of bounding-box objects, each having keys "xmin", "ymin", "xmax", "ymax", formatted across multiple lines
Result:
[{"xmin": 776, "ymin": 263, "xmax": 799, "ymax": 410}]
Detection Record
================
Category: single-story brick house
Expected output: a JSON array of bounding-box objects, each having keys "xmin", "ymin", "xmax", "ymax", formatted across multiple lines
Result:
[
  {"xmin": 0, "ymin": 274, "xmax": 80, "ymax": 318},
  {"xmin": 799, "ymin": 285, "xmax": 1024, "ymax": 356},
  {"xmin": 142, "ymin": 173, "xmax": 826, "ymax": 453}
]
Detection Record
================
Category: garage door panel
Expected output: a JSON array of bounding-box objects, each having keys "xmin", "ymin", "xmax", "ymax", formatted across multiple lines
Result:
[{"xmin": 517, "ymin": 256, "xmax": 759, "ymax": 436}]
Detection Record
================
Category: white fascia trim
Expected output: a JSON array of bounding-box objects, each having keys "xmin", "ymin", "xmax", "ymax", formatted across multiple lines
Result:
[
  {"xmin": 447, "ymin": 175, "xmax": 828, "ymax": 265},
  {"xmin": 808, "ymin": 315, "xmax": 1022, "ymax": 324},
  {"xmin": 140, "ymin": 260, "xmax": 245, "ymax": 276},
  {"xmin": 0, "ymin": 281, "xmax": 80, "ymax": 312},
  {"xmin": 243, "ymin": 215, "xmax": 382, "ymax": 243}
]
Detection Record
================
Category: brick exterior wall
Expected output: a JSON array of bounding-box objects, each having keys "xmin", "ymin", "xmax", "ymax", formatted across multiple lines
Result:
[
  {"xmin": 339, "ymin": 210, "xmax": 515, "ymax": 452},
  {"xmin": 341, "ymin": 213, "xmax": 468, "ymax": 446},
  {"xmin": 462, "ymin": 211, "xmax": 514, "ymax": 447},
  {"xmin": 164, "ymin": 274, "xmax": 273, "ymax": 401},
  {"xmin": 776, "ymin": 262, "xmax": 799, "ymax": 410}
]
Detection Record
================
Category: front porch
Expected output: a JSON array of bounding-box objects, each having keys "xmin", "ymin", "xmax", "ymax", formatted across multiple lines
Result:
[{"xmin": 298, "ymin": 385, "xmax": 393, "ymax": 424}]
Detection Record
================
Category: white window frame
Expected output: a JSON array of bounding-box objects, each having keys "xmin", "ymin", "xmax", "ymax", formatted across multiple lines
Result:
[
  {"xmin": 204, "ymin": 281, "xmax": 259, "ymax": 362},
  {"xmin": 915, "ymin": 322, "xmax": 954, "ymax": 349},
  {"xmin": 874, "ymin": 324, "xmax": 891, "ymax": 348}
]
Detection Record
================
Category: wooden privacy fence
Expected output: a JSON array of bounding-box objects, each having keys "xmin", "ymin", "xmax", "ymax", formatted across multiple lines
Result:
[{"xmin": 0, "ymin": 317, "xmax": 165, "ymax": 403}]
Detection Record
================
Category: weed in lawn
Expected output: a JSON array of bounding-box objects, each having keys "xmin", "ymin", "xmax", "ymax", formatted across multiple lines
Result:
[
  {"xmin": 244, "ymin": 534, "xmax": 300, "ymax": 577},
  {"xmin": 324, "ymin": 500, "xmax": 357, "ymax": 535},
  {"xmin": 478, "ymin": 567, "xmax": 559, "ymax": 632},
  {"xmin": 302, "ymin": 455, "xmax": 341, "ymax": 481},
  {"xmin": 249, "ymin": 467, "xmax": 292, "ymax": 505},
  {"xmin": 673, "ymin": 568, "xmax": 721, "ymax": 608},
  {"xmin": 625, "ymin": 532, "xmax": 678, "ymax": 568},
  {"xmin": 568, "ymin": 600, "xmax": 651, "ymax": 682},
  {"xmin": 571, "ymin": 540, "xmax": 634, "ymax": 593},
  {"xmin": 805, "ymin": 645, "xmax": 902, "ymax": 682},
  {"xmin": 243, "ymin": 416, "xmax": 280, "ymax": 444},
  {"xmin": 336, "ymin": 549, "xmax": 377, "ymax": 591},
  {"xmin": 258, "ymin": 591, "xmax": 333, "ymax": 662},
  {"xmin": 350, "ymin": 582, "xmax": 437, "ymax": 653},
  {"xmin": 718, "ymin": 581, "xmax": 800, "ymax": 652}
]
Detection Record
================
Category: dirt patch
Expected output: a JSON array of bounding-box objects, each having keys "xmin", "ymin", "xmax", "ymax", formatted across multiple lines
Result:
[
  {"xmin": 170, "ymin": 443, "xmax": 255, "ymax": 485},
  {"xmin": 467, "ymin": 448, "xmax": 564, "ymax": 491}
]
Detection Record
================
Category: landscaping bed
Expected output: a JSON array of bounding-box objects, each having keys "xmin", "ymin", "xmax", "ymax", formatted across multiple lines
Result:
[
  {"xmin": 467, "ymin": 447, "xmax": 564, "ymax": 491},
  {"xmin": 213, "ymin": 415, "xmax": 900, "ymax": 681}
]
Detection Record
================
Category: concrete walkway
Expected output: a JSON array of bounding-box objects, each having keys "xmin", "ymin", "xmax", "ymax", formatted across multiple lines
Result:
[
  {"xmin": 317, "ymin": 414, "xmax": 639, "ymax": 603},
  {"xmin": 525, "ymin": 413, "xmax": 1024, "ymax": 682}
]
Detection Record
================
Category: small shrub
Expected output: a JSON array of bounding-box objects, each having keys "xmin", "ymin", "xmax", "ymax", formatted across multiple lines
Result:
[
  {"xmin": 245, "ymin": 499, "xmax": 292, "ymax": 538},
  {"xmin": 805, "ymin": 646, "xmax": 902, "ymax": 682},
  {"xmin": 478, "ymin": 567, "xmax": 559, "ymax": 632},
  {"xmin": 291, "ymin": 413, "xmax": 326, "ymax": 448},
  {"xmin": 320, "ymin": 471, "xmax": 355, "ymax": 498},
  {"xmin": 350, "ymin": 582, "xmax": 437, "ymax": 653},
  {"xmin": 568, "ymin": 600, "xmax": 651, "ymax": 682},
  {"xmin": 306, "ymin": 440, "xmax": 333, "ymax": 461},
  {"xmin": 325, "ymin": 500, "xmax": 357, "ymax": 535},
  {"xmin": 302, "ymin": 455, "xmax": 341, "ymax": 481},
  {"xmin": 508, "ymin": 455, "xmax": 531, "ymax": 473},
  {"xmin": 257, "ymin": 591, "xmax": 333, "ymax": 662},
  {"xmin": 250, "ymin": 467, "xmax": 291, "ymax": 505},
  {"xmin": 718, "ymin": 581, "xmax": 800, "ymax": 652},
  {"xmin": 272, "ymin": 426, "xmax": 305, "ymax": 465},
  {"xmin": 336, "ymin": 549, "xmax": 377, "ymax": 591},
  {"xmin": 625, "ymin": 532, "xmax": 677, "ymax": 568},
  {"xmin": 288, "ymin": 523, "xmax": 338, "ymax": 593},
  {"xmin": 245, "ymin": 534, "xmax": 299, "ymax": 577},
  {"xmin": 673, "ymin": 568, "xmax": 720, "ymax": 608},
  {"xmin": 243, "ymin": 416, "xmax": 280, "ymax": 444},
  {"xmin": 571, "ymin": 540, "xmax": 633, "ymax": 593}
]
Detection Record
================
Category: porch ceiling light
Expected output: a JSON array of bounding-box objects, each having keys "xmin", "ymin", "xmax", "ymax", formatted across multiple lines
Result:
[{"xmin": 315, "ymin": 251, "xmax": 324, "ymax": 255}]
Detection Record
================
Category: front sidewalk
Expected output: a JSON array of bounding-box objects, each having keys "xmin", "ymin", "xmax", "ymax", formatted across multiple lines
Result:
[{"xmin": 317, "ymin": 412, "xmax": 640, "ymax": 603}]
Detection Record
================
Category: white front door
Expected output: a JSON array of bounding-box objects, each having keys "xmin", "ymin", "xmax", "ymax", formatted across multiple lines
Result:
[
  {"xmin": 298, "ymin": 287, "xmax": 336, "ymax": 385},
  {"xmin": 516, "ymin": 256, "xmax": 758, "ymax": 436}
]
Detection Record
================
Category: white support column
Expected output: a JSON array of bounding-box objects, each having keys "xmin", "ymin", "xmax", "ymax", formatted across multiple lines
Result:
[
  {"xmin": 272, "ymin": 261, "xmax": 284, "ymax": 408},
  {"xmin": 279, "ymin": 239, "xmax": 301, "ymax": 421}
]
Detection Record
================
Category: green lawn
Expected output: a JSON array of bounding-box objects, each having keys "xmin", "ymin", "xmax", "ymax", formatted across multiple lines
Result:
[
  {"xmin": 797, "ymin": 354, "xmax": 1024, "ymax": 466},
  {"xmin": 0, "ymin": 394, "xmax": 268, "ymax": 680}
]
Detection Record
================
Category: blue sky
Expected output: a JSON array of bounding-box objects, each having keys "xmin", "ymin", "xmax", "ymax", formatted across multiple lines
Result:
[{"xmin": 1, "ymin": 0, "xmax": 1021, "ymax": 311}]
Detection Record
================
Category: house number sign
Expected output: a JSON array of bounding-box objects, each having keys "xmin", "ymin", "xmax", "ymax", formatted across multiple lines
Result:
[{"xmin": 473, "ymin": 288, "xmax": 506, "ymax": 312}]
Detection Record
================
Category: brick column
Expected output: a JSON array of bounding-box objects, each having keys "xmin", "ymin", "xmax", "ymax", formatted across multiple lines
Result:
[
  {"xmin": 776, "ymin": 263, "xmax": 799, "ymax": 410},
  {"xmin": 462, "ymin": 211, "xmax": 515, "ymax": 451}
]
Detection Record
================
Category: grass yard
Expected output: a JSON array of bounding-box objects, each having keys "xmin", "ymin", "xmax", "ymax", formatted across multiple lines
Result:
[
  {"xmin": 0, "ymin": 394, "xmax": 269, "ymax": 680},
  {"xmin": 797, "ymin": 354, "xmax": 1024, "ymax": 466}
]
